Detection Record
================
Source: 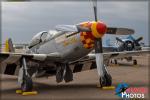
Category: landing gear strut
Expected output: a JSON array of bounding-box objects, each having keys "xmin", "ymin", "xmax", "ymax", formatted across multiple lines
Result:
[
  {"xmin": 95, "ymin": 53, "xmax": 112, "ymax": 87},
  {"xmin": 19, "ymin": 57, "xmax": 33, "ymax": 92}
]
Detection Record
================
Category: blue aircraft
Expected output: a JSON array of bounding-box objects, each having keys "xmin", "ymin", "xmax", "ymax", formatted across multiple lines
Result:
[{"xmin": 105, "ymin": 35, "xmax": 143, "ymax": 65}]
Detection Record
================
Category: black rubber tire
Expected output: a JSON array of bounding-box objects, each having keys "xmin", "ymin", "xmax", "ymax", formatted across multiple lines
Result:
[
  {"xmin": 56, "ymin": 67, "xmax": 64, "ymax": 83},
  {"xmin": 64, "ymin": 65, "xmax": 73, "ymax": 82},
  {"xmin": 99, "ymin": 74, "xmax": 112, "ymax": 87},
  {"xmin": 133, "ymin": 60, "xmax": 137, "ymax": 65},
  {"xmin": 105, "ymin": 74, "xmax": 112, "ymax": 86},
  {"xmin": 99, "ymin": 76, "xmax": 107, "ymax": 87},
  {"xmin": 21, "ymin": 76, "xmax": 33, "ymax": 92},
  {"xmin": 114, "ymin": 59, "xmax": 118, "ymax": 64}
]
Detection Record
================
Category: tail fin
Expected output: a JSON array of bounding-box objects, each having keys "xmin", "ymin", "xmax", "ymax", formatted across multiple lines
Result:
[{"xmin": 4, "ymin": 38, "xmax": 15, "ymax": 52}]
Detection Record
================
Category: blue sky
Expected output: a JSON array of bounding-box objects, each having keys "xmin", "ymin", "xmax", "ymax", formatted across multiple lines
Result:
[{"xmin": 1, "ymin": 1, "xmax": 149, "ymax": 45}]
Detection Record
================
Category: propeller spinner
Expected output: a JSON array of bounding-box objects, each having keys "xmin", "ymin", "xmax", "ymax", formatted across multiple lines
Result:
[{"xmin": 79, "ymin": 21, "xmax": 107, "ymax": 49}]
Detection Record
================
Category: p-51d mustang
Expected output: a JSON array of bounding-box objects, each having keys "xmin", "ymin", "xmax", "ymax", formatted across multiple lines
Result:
[
  {"xmin": 0, "ymin": 1, "xmax": 149, "ymax": 92},
  {"xmin": 1, "ymin": 22, "xmax": 149, "ymax": 92}
]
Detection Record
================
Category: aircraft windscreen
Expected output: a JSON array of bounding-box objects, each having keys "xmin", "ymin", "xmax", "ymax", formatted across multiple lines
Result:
[
  {"xmin": 48, "ymin": 30, "xmax": 60, "ymax": 38},
  {"xmin": 29, "ymin": 31, "xmax": 48, "ymax": 48}
]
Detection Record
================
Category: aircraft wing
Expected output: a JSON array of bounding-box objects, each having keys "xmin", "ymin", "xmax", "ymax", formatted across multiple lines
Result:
[
  {"xmin": 0, "ymin": 52, "xmax": 63, "ymax": 64},
  {"xmin": 67, "ymin": 50, "xmax": 149, "ymax": 75},
  {"xmin": 72, "ymin": 50, "xmax": 150, "ymax": 64},
  {"xmin": 103, "ymin": 50, "xmax": 149, "ymax": 60}
]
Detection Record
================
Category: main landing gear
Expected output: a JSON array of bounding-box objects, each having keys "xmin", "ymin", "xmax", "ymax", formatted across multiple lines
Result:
[
  {"xmin": 21, "ymin": 75, "xmax": 33, "ymax": 92},
  {"xmin": 133, "ymin": 59, "xmax": 137, "ymax": 65},
  {"xmin": 17, "ymin": 57, "xmax": 36, "ymax": 95},
  {"xmin": 56, "ymin": 63, "xmax": 73, "ymax": 83},
  {"xmin": 95, "ymin": 54, "xmax": 112, "ymax": 88},
  {"xmin": 20, "ymin": 57, "xmax": 33, "ymax": 92},
  {"xmin": 99, "ymin": 65, "xmax": 112, "ymax": 87}
]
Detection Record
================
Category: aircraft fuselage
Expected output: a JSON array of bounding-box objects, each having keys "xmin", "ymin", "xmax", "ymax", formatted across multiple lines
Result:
[{"xmin": 28, "ymin": 31, "xmax": 93, "ymax": 62}]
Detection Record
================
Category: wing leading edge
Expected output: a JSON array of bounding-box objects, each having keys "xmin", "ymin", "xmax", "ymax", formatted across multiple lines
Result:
[
  {"xmin": 0, "ymin": 52, "xmax": 63, "ymax": 64},
  {"xmin": 74, "ymin": 50, "xmax": 150, "ymax": 64}
]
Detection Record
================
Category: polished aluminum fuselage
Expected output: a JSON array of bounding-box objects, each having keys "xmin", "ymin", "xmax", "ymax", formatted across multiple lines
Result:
[{"xmin": 28, "ymin": 31, "xmax": 93, "ymax": 62}]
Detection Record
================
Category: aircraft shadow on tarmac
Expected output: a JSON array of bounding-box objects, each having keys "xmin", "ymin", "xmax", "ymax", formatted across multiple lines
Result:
[
  {"xmin": 34, "ymin": 82, "xmax": 97, "ymax": 91},
  {"xmin": 0, "ymin": 77, "xmax": 17, "ymax": 82},
  {"xmin": 1, "ymin": 81, "xmax": 148, "ymax": 95}
]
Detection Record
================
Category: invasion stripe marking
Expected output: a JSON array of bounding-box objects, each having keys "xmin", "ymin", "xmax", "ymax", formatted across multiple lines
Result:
[
  {"xmin": 0, "ymin": 53, "xmax": 9, "ymax": 63},
  {"xmin": 4, "ymin": 63, "xmax": 17, "ymax": 75},
  {"xmin": 73, "ymin": 63, "xmax": 83, "ymax": 73},
  {"xmin": 14, "ymin": 65, "xmax": 20, "ymax": 75},
  {"xmin": 90, "ymin": 61, "xmax": 97, "ymax": 69},
  {"xmin": 0, "ymin": 63, "xmax": 7, "ymax": 74}
]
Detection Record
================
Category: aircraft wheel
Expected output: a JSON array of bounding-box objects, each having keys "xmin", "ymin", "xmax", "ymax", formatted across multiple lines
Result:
[
  {"xmin": 21, "ymin": 75, "xmax": 33, "ymax": 92},
  {"xmin": 56, "ymin": 67, "xmax": 64, "ymax": 83},
  {"xmin": 114, "ymin": 59, "xmax": 118, "ymax": 64},
  {"xmin": 105, "ymin": 74, "xmax": 112, "ymax": 86},
  {"xmin": 99, "ymin": 74, "xmax": 112, "ymax": 87},
  {"xmin": 133, "ymin": 60, "xmax": 137, "ymax": 65}
]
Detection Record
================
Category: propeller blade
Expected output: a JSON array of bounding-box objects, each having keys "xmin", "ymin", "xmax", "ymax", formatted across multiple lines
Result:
[
  {"xmin": 134, "ymin": 36, "xmax": 143, "ymax": 46},
  {"xmin": 55, "ymin": 25, "xmax": 91, "ymax": 32},
  {"xmin": 135, "ymin": 37, "xmax": 143, "ymax": 42},
  {"xmin": 76, "ymin": 25, "xmax": 91, "ymax": 32},
  {"xmin": 116, "ymin": 37, "xmax": 124, "ymax": 43},
  {"xmin": 106, "ymin": 27, "xmax": 134, "ymax": 35},
  {"xmin": 55, "ymin": 25, "xmax": 78, "ymax": 32},
  {"xmin": 92, "ymin": 0, "xmax": 98, "ymax": 21}
]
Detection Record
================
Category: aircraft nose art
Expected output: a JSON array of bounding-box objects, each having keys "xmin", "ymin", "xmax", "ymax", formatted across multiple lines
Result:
[{"xmin": 80, "ymin": 21, "xmax": 107, "ymax": 49}]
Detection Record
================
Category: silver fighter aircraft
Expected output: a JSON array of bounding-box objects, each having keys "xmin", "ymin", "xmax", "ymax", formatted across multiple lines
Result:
[{"xmin": 0, "ymin": 0, "xmax": 149, "ymax": 92}]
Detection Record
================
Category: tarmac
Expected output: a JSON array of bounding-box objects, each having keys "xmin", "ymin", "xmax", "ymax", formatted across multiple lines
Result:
[{"xmin": 0, "ymin": 55, "xmax": 149, "ymax": 100}]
